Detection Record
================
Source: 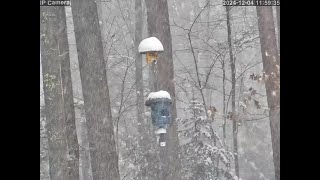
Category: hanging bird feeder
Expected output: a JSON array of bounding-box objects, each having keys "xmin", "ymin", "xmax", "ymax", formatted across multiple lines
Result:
[
  {"xmin": 146, "ymin": 51, "xmax": 158, "ymax": 64},
  {"xmin": 138, "ymin": 37, "xmax": 164, "ymax": 64},
  {"xmin": 145, "ymin": 90, "xmax": 172, "ymax": 147},
  {"xmin": 145, "ymin": 90, "xmax": 172, "ymax": 128}
]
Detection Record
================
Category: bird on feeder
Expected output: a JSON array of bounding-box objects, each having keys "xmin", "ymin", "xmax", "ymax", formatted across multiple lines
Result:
[{"xmin": 138, "ymin": 37, "xmax": 164, "ymax": 64}]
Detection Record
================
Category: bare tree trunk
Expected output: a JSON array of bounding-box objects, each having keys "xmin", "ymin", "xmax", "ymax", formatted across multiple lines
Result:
[
  {"xmin": 64, "ymin": 6, "xmax": 93, "ymax": 180},
  {"xmin": 276, "ymin": 4, "xmax": 280, "ymax": 52},
  {"xmin": 78, "ymin": 116, "xmax": 93, "ymax": 180},
  {"xmin": 256, "ymin": 6, "xmax": 280, "ymax": 180},
  {"xmin": 40, "ymin": 6, "xmax": 69, "ymax": 180},
  {"xmin": 145, "ymin": 0, "xmax": 182, "ymax": 179},
  {"xmin": 60, "ymin": 8, "xmax": 80, "ymax": 179},
  {"xmin": 40, "ymin": 64, "xmax": 50, "ymax": 180},
  {"xmin": 135, "ymin": 0, "xmax": 144, "ymax": 143},
  {"xmin": 96, "ymin": 0, "xmax": 108, "ymax": 63},
  {"xmin": 134, "ymin": 0, "xmax": 158, "ymax": 179},
  {"xmin": 225, "ymin": 5, "xmax": 240, "ymax": 178},
  {"xmin": 222, "ymin": 60, "xmax": 227, "ymax": 142},
  {"xmin": 70, "ymin": 0, "xmax": 120, "ymax": 179}
]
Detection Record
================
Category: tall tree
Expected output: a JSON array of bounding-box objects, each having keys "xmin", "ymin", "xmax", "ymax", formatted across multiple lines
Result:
[
  {"xmin": 60, "ymin": 7, "xmax": 80, "ymax": 180},
  {"xmin": 64, "ymin": 6, "xmax": 93, "ymax": 180},
  {"xmin": 70, "ymin": 0, "xmax": 120, "ymax": 179},
  {"xmin": 40, "ymin": 6, "xmax": 75, "ymax": 180},
  {"xmin": 134, "ymin": 0, "xmax": 157, "ymax": 179},
  {"xmin": 256, "ymin": 6, "xmax": 280, "ymax": 180},
  {"xmin": 273, "ymin": 3, "xmax": 280, "ymax": 50},
  {"xmin": 96, "ymin": 0, "xmax": 108, "ymax": 63},
  {"xmin": 225, "ymin": 5, "xmax": 240, "ymax": 178},
  {"xmin": 221, "ymin": 59, "xmax": 227, "ymax": 143},
  {"xmin": 65, "ymin": 6, "xmax": 92, "ymax": 180},
  {"xmin": 145, "ymin": 0, "xmax": 182, "ymax": 179},
  {"xmin": 276, "ymin": 5, "xmax": 280, "ymax": 50},
  {"xmin": 135, "ymin": 0, "xmax": 144, "ymax": 135}
]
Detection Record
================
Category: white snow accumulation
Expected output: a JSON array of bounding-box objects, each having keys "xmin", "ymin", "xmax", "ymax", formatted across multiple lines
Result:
[
  {"xmin": 155, "ymin": 128, "xmax": 167, "ymax": 134},
  {"xmin": 147, "ymin": 90, "xmax": 171, "ymax": 100},
  {"xmin": 138, "ymin": 37, "xmax": 164, "ymax": 53}
]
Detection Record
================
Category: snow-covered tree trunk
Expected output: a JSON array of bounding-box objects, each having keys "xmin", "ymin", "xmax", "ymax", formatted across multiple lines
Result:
[
  {"xmin": 145, "ymin": 0, "xmax": 182, "ymax": 179},
  {"xmin": 226, "ymin": 5, "xmax": 240, "ymax": 178},
  {"xmin": 40, "ymin": 6, "xmax": 69, "ymax": 180},
  {"xmin": 70, "ymin": 0, "xmax": 120, "ymax": 179},
  {"xmin": 256, "ymin": 6, "xmax": 280, "ymax": 180}
]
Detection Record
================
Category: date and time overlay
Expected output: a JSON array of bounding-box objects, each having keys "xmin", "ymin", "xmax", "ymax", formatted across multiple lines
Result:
[
  {"xmin": 40, "ymin": 0, "xmax": 279, "ymax": 6},
  {"xmin": 223, "ymin": 0, "xmax": 280, "ymax": 6}
]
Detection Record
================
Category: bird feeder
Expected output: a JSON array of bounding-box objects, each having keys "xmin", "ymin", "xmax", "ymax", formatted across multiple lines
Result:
[
  {"xmin": 145, "ymin": 91, "xmax": 172, "ymax": 129},
  {"xmin": 146, "ymin": 52, "xmax": 158, "ymax": 64},
  {"xmin": 138, "ymin": 37, "xmax": 164, "ymax": 64}
]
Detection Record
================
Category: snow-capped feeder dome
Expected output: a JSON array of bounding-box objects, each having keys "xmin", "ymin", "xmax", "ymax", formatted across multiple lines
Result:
[
  {"xmin": 138, "ymin": 37, "xmax": 164, "ymax": 53},
  {"xmin": 147, "ymin": 90, "xmax": 171, "ymax": 100},
  {"xmin": 138, "ymin": 37, "xmax": 164, "ymax": 64}
]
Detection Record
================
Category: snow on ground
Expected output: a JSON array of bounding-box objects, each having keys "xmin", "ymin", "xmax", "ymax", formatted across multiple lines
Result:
[
  {"xmin": 147, "ymin": 90, "xmax": 171, "ymax": 100},
  {"xmin": 138, "ymin": 37, "xmax": 164, "ymax": 53}
]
